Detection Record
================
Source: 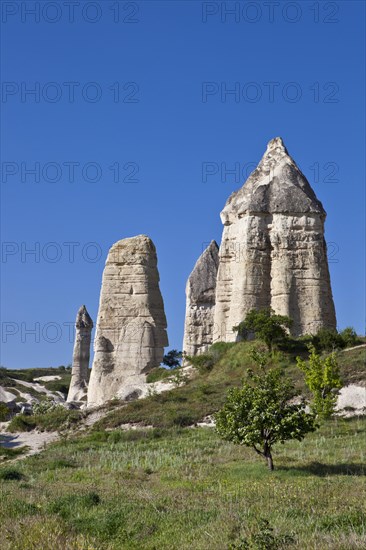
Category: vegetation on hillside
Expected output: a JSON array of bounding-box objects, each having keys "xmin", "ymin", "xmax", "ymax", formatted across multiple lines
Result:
[
  {"xmin": 0, "ymin": 419, "xmax": 365, "ymax": 549},
  {"xmin": 215, "ymin": 351, "xmax": 317, "ymax": 470}
]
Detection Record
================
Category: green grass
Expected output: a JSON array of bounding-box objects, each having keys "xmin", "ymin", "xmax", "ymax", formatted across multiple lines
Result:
[
  {"xmin": 95, "ymin": 342, "xmax": 365, "ymax": 431},
  {"xmin": 0, "ymin": 418, "xmax": 365, "ymax": 549},
  {"xmin": 146, "ymin": 367, "xmax": 175, "ymax": 384},
  {"xmin": 0, "ymin": 445, "xmax": 29, "ymax": 461},
  {"xmin": 7, "ymin": 408, "xmax": 83, "ymax": 433}
]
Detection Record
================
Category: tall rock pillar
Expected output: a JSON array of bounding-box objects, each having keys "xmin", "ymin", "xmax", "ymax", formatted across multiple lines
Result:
[
  {"xmin": 213, "ymin": 137, "xmax": 336, "ymax": 340},
  {"xmin": 67, "ymin": 305, "xmax": 93, "ymax": 403},
  {"xmin": 182, "ymin": 240, "xmax": 219, "ymax": 357},
  {"xmin": 87, "ymin": 235, "xmax": 168, "ymax": 407}
]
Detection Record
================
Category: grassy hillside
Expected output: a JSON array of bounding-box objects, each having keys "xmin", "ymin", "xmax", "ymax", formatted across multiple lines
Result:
[
  {"xmin": 95, "ymin": 342, "xmax": 365, "ymax": 431},
  {"xmin": 0, "ymin": 366, "xmax": 71, "ymax": 402},
  {"xmin": 0, "ymin": 418, "xmax": 365, "ymax": 549}
]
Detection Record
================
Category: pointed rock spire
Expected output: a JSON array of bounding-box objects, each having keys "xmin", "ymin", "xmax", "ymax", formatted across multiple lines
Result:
[
  {"xmin": 221, "ymin": 137, "xmax": 324, "ymax": 226},
  {"xmin": 182, "ymin": 240, "xmax": 219, "ymax": 358},
  {"xmin": 67, "ymin": 305, "xmax": 93, "ymax": 403},
  {"xmin": 214, "ymin": 138, "xmax": 336, "ymax": 339}
]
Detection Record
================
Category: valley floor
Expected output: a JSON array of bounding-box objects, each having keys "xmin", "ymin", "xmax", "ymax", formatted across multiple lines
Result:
[{"xmin": 0, "ymin": 417, "xmax": 365, "ymax": 549}]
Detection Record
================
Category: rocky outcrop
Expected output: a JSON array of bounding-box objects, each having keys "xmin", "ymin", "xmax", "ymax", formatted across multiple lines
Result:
[
  {"xmin": 87, "ymin": 235, "xmax": 168, "ymax": 407},
  {"xmin": 213, "ymin": 137, "xmax": 336, "ymax": 341},
  {"xmin": 67, "ymin": 305, "xmax": 93, "ymax": 403},
  {"xmin": 182, "ymin": 241, "xmax": 219, "ymax": 357}
]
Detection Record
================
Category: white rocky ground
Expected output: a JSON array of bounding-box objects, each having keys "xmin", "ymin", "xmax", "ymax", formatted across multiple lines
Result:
[
  {"xmin": 0, "ymin": 428, "xmax": 59, "ymax": 460},
  {"xmin": 34, "ymin": 375, "xmax": 61, "ymax": 382}
]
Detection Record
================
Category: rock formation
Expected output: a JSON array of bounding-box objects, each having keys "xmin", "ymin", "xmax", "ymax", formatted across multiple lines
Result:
[
  {"xmin": 87, "ymin": 235, "xmax": 168, "ymax": 407},
  {"xmin": 67, "ymin": 305, "xmax": 93, "ymax": 403},
  {"xmin": 182, "ymin": 241, "xmax": 219, "ymax": 357},
  {"xmin": 213, "ymin": 137, "xmax": 336, "ymax": 341}
]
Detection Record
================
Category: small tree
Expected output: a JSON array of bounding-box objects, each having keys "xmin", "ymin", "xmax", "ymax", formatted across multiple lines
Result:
[
  {"xmin": 162, "ymin": 349, "xmax": 182, "ymax": 369},
  {"xmin": 215, "ymin": 358, "xmax": 316, "ymax": 470},
  {"xmin": 297, "ymin": 345, "xmax": 342, "ymax": 420},
  {"xmin": 311, "ymin": 328, "xmax": 345, "ymax": 352},
  {"xmin": 339, "ymin": 327, "xmax": 360, "ymax": 348},
  {"xmin": 233, "ymin": 308, "xmax": 292, "ymax": 351}
]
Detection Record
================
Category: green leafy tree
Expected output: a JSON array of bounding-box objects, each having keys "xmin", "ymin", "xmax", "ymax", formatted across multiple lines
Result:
[
  {"xmin": 311, "ymin": 328, "xmax": 345, "ymax": 352},
  {"xmin": 162, "ymin": 349, "xmax": 182, "ymax": 369},
  {"xmin": 215, "ymin": 357, "xmax": 316, "ymax": 470},
  {"xmin": 339, "ymin": 327, "xmax": 360, "ymax": 348},
  {"xmin": 233, "ymin": 308, "xmax": 292, "ymax": 351},
  {"xmin": 297, "ymin": 345, "xmax": 342, "ymax": 420}
]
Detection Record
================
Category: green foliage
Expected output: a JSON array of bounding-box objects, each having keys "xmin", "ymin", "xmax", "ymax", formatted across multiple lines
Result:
[
  {"xmin": 339, "ymin": 327, "xmax": 361, "ymax": 348},
  {"xmin": 229, "ymin": 519, "xmax": 295, "ymax": 549},
  {"xmin": 44, "ymin": 380, "xmax": 70, "ymax": 397},
  {"xmin": 233, "ymin": 308, "xmax": 293, "ymax": 351},
  {"xmin": 162, "ymin": 349, "xmax": 182, "ymax": 368},
  {"xmin": 8, "ymin": 407, "xmax": 83, "ymax": 433},
  {"xmin": 7, "ymin": 415, "xmax": 37, "ymax": 432},
  {"xmin": 297, "ymin": 346, "xmax": 343, "ymax": 420},
  {"xmin": 215, "ymin": 359, "xmax": 317, "ymax": 470},
  {"xmin": 0, "ymin": 402, "xmax": 10, "ymax": 421},
  {"xmin": 311, "ymin": 328, "xmax": 346, "ymax": 352},
  {"xmin": 32, "ymin": 398, "xmax": 59, "ymax": 415},
  {"xmin": 0, "ymin": 419, "xmax": 365, "ymax": 549},
  {"xmin": 186, "ymin": 353, "xmax": 215, "ymax": 373},
  {"xmin": 0, "ymin": 444, "xmax": 29, "ymax": 460},
  {"xmin": 187, "ymin": 342, "xmax": 235, "ymax": 374},
  {"xmin": 48, "ymin": 492, "xmax": 101, "ymax": 518},
  {"xmin": 146, "ymin": 367, "xmax": 173, "ymax": 384},
  {"xmin": 0, "ymin": 468, "xmax": 25, "ymax": 481},
  {"xmin": 170, "ymin": 369, "xmax": 189, "ymax": 388}
]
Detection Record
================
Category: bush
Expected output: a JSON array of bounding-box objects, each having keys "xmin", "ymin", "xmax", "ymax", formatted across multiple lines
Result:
[
  {"xmin": 146, "ymin": 367, "xmax": 173, "ymax": 384},
  {"xmin": 0, "ymin": 468, "xmax": 24, "ymax": 481},
  {"xmin": 187, "ymin": 353, "xmax": 215, "ymax": 373},
  {"xmin": 32, "ymin": 399, "xmax": 60, "ymax": 415},
  {"xmin": 311, "ymin": 328, "xmax": 345, "ymax": 352},
  {"xmin": 339, "ymin": 327, "xmax": 361, "ymax": 348},
  {"xmin": 0, "ymin": 402, "xmax": 10, "ymax": 421},
  {"xmin": 233, "ymin": 308, "xmax": 292, "ymax": 351},
  {"xmin": 7, "ymin": 415, "xmax": 36, "ymax": 432},
  {"xmin": 8, "ymin": 408, "xmax": 82, "ymax": 432}
]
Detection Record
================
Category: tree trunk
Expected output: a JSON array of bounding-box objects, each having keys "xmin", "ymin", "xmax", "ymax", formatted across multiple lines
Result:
[
  {"xmin": 263, "ymin": 443, "xmax": 274, "ymax": 471},
  {"xmin": 266, "ymin": 453, "xmax": 274, "ymax": 471}
]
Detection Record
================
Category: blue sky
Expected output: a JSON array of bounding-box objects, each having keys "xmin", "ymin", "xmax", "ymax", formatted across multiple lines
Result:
[{"xmin": 1, "ymin": 0, "xmax": 365, "ymax": 369}]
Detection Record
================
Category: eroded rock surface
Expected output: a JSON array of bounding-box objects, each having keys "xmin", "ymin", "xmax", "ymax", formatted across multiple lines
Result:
[
  {"xmin": 87, "ymin": 235, "xmax": 168, "ymax": 406},
  {"xmin": 182, "ymin": 240, "xmax": 219, "ymax": 357},
  {"xmin": 67, "ymin": 305, "xmax": 93, "ymax": 403},
  {"xmin": 213, "ymin": 137, "xmax": 336, "ymax": 341}
]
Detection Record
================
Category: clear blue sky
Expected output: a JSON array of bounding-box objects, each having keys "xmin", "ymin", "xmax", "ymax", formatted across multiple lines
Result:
[{"xmin": 1, "ymin": 1, "xmax": 365, "ymax": 369}]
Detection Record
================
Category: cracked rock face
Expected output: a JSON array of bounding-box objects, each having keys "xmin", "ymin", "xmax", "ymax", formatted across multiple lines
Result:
[
  {"xmin": 182, "ymin": 240, "xmax": 219, "ymax": 357},
  {"xmin": 87, "ymin": 235, "xmax": 168, "ymax": 407},
  {"xmin": 213, "ymin": 137, "xmax": 337, "ymax": 340},
  {"xmin": 67, "ymin": 305, "xmax": 93, "ymax": 403}
]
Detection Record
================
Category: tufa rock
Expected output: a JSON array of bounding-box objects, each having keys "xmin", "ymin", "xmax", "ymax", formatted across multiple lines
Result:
[
  {"xmin": 213, "ymin": 137, "xmax": 336, "ymax": 340},
  {"xmin": 182, "ymin": 240, "xmax": 219, "ymax": 357},
  {"xmin": 67, "ymin": 305, "xmax": 93, "ymax": 403},
  {"xmin": 87, "ymin": 235, "xmax": 168, "ymax": 407}
]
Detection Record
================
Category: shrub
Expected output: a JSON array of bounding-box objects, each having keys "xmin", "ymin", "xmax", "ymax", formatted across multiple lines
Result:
[
  {"xmin": 0, "ymin": 468, "xmax": 24, "ymax": 481},
  {"xmin": 233, "ymin": 308, "xmax": 292, "ymax": 351},
  {"xmin": 187, "ymin": 353, "xmax": 215, "ymax": 373},
  {"xmin": 215, "ymin": 362, "xmax": 317, "ymax": 470},
  {"xmin": 339, "ymin": 327, "xmax": 361, "ymax": 348},
  {"xmin": 146, "ymin": 367, "xmax": 172, "ymax": 384},
  {"xmin": 312, "ymin": 328, "xmax": 345, "ymax": 352},
  {"xmin": 297, "ymin": 345, "xmax": 343, "ymax": 420},
  {"xmin": 0, "ymin": 402, "xmax": 10, "ymax": 421},
  {"xmin": 7, "ymin": 415, "xmax": 36, "ymax": 432}
]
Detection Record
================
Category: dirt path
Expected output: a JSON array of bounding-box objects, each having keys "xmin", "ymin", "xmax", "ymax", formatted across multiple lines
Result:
[
  {"xmin": 341, "ymin": 344, "xmax": 366, "ymax": 352},
  {"xmin": 0, "ymin": 429, "xmax": 59, "ymax": 460}
]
